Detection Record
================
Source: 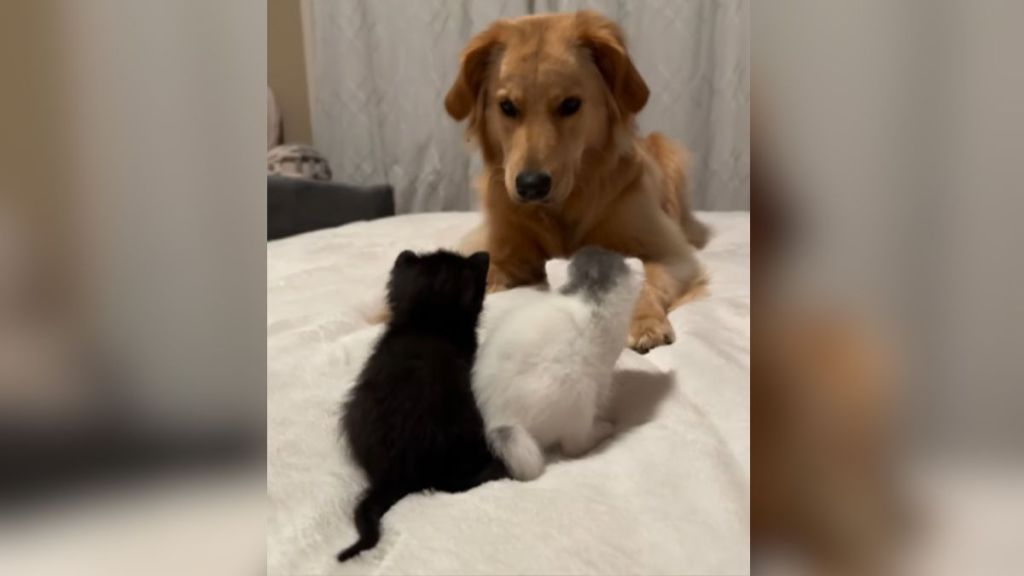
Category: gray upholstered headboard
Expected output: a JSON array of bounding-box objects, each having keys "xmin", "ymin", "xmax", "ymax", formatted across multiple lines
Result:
[{"xmin": 267, "ymin": 176, "xmax": 394, "ymax": 240}]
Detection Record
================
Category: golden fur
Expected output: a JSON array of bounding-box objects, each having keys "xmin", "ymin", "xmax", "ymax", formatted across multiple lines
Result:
[{"xmin": 446, "ymin": 11, "xmax": 708, "ymax": 352}]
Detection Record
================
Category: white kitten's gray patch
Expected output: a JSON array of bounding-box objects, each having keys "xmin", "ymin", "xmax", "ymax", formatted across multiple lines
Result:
[{"xmin": 560, "ymin": 246, "xmax": 630, "ymax": 303}]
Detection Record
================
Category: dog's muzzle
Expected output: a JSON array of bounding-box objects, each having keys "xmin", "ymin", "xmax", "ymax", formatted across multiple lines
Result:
[{"xmin": 515, "ymin": 170, "xmax": 552, "ymax": 202}]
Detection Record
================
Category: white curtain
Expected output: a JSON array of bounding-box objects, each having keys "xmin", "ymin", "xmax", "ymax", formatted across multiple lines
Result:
[{"xmin": 307, "ymin": 0, "xmax": 749, "ymax": 212}]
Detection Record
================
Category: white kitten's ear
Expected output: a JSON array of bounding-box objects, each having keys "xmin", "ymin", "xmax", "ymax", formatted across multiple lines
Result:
[
  {"xmin": 625, "ymin": 257, "xmax": 646, "ymax": 286},
  {"xmin": 544, "ymin": 257, "xmax": 570, "ymax": 290}
]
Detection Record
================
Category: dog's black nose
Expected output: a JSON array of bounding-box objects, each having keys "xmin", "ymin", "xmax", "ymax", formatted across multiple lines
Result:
[{"xmin": 515, "ymin": 171, "xmax": 552, "ymax": 201}]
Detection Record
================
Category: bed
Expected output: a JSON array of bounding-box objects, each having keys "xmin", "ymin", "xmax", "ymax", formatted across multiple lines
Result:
[{"xmin": 267, "ymin": 211, "xmax": 750, "ymax": 575}]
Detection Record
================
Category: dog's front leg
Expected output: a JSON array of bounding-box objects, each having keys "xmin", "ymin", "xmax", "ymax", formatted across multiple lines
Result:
[
  {"xmin": 486, "ymin": 249, "xmax": 546, "ymax": 293},
  {"xmin": 457, "ymin": 222, "xmax": 546, "ymax": 293},
  {"xmin": 630, "ymin": 263, "xmax": 681, "ymax": 352},
  {"xmin": 629, "ymin": 242, "xmax": 700, "ymax": 354},
  {"xmin": 485, "ymin": 227, "xmax": 548, "ymax": 293}
]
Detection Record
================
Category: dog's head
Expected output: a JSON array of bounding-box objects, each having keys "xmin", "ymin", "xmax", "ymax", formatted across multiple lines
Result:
[{"xmin": 445, "ymin": 11, "xmax": 649, "ymax": 206}]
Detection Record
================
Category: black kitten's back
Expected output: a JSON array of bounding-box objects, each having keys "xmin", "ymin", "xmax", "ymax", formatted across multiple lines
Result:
[
  {"xmin": 337, "ymin": 250, "xmax": 504, "ymax": 562},
  {"xmin": 344, "ymin": 333, "xmax": 492, "ymax": 486}
]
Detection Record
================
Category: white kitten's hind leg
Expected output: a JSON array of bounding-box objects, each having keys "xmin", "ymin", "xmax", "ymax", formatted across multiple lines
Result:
[{"xmin": 561, "ymin": 418, "xmax": 615, "ymax": 458}]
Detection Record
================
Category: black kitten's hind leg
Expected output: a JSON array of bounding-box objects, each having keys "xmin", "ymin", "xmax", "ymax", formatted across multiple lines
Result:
[
  {"xmin": 474, "ymin": 458, "xmax": 509, "ymax": 484},
  {"xmin": 438, "ymin": 458, "xmax": 509, "ymax": 493}
]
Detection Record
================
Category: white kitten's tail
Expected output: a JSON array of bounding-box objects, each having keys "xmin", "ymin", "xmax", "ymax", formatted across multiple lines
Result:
[{"xmin": 487, "ymin": 425, "xmax": 544, "ymax": 481}]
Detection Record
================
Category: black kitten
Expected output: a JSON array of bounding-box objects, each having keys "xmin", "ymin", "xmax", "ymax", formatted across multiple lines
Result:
[{"xmin": 337, "ymin": 249, "xmax": 507, "ymax": 562}]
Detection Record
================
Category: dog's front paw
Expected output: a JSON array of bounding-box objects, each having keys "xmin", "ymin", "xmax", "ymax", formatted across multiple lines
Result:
[
  {"xmin": 486, "ymin": 281, "xmax": 509, "ymax": 294},
  {"xmin": 628, "ymin": 314, "xmax": 676, "ymax": 354},
  {"xmin": 486, "ymin": 265, "xmax": 511, "ymax": 293}
]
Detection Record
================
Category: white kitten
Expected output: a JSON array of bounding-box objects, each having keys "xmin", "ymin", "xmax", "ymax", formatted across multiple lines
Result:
[{"xmin": 473, "ymin": 247, "xmax": 645, "ymax": 480}]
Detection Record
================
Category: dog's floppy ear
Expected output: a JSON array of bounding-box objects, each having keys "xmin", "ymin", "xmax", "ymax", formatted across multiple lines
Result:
[
  {"xmin": 575, "ymin": 11, "xmax": 649, "ymax": 115},
  {"xmin": 445, "ymin": 23, "xmax": 505, "ymax": 121}
]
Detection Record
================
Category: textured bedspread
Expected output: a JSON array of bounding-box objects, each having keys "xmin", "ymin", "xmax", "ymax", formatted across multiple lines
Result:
[{"xmin": 268, "ymin": 212, "xmax": 750, "ymax": 575}]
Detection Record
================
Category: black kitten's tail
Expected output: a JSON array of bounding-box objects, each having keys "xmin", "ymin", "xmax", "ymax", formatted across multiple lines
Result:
[{"xmin": 337, "ymin": 485, "xmax": 404, "ymax": 562}]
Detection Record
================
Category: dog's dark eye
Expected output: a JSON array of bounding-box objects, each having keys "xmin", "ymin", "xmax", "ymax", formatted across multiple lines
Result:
[
  {"xmin": 499, "ymin": 99, "xmax": 518, "ymax": 118},
  {"xmin": 557, "ymin": 97, "xmax": 582, "ymax": 117}
]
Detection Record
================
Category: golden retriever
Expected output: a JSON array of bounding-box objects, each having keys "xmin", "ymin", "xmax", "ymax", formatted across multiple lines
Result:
[{"xmin": 445, "ymin": 10, "xmax": 708, "ymax": 353}]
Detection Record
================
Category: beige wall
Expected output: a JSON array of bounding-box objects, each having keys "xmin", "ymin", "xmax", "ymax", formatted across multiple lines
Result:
[
  {"xmin": 268, "ymin": 0, "xmax": 312, "ymax": 144},
  {"xmin": 0, "ymin": 2, "xmax": 75, "ymax": 287}
]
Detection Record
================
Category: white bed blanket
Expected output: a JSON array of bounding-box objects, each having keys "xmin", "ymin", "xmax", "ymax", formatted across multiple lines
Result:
[{"xmin": 268, "ymin": 212, "xmax": 750, "ymax": 575}]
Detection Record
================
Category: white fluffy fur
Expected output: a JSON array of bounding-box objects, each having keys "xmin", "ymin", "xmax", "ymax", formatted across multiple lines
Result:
[
  {"xmin": 473, "ymin": 256, "xmax": 645, "ymax": 480},
  {"xmin": 268, "ymin": 212, "xmax": 751, "ymax": 574}
]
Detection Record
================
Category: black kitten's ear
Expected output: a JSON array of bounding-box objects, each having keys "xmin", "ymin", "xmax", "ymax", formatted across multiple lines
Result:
[
  {"xmin": 468, "ymin": 251, "xmax": 490, "ymax": 276},
  {"xmin": 395, "ymin": 250, "xmax": 418, "ymax": 268}
]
